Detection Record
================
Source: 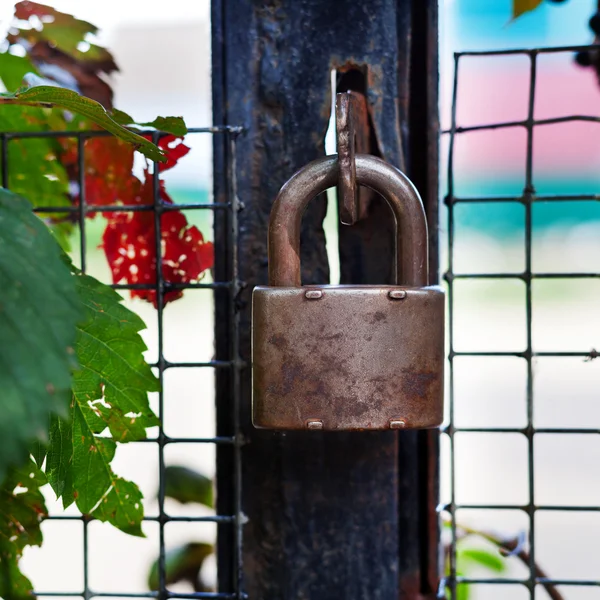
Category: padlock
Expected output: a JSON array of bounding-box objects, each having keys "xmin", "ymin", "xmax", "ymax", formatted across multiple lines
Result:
[{"xmin": 252, "ymin": 154, "xmax": 444, "ymax": 431}]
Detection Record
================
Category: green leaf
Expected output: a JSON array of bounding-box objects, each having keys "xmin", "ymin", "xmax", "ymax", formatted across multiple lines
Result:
[
  {"xmin": 0, "ymin": 56, "xmax": 73, "ymax": 247},
  {"xmin": 147, "ymin": 543, "xmax": 213, "ymax": 591},
  {"xmin": 71, "ymin": 405, "xmax": 144, "ymax": 536},
  {"xmin": 445, "ymin": 581, "xmax": 469, "ymax": 600},
  {"xmin": 0, "ymin": 188, "xmax": 81, "ymax": 480},
  {"xmin": 135, "ymin": 116, "xmax": 187, "ymax": 137},
  {"xmin": 0, "ymin": 561, "xmax": 33, "ymax": 600},
  {"xmin": 445, "ymin": 572, "xmax": 470, "ymax": 600},
  {"xmin": 0, "ymin": 53, "xmax": 39, "ymax": 91},
  {"xmin": 111, "ymin": 110, "xmax": 188, "ymax": 136},
  {"xmin": 34, "ymin": 23, "xmax": 99, "ymax": 61},
  {"xmin": 110, "ymin": 108, "xmax": 135, "ymax": 125},
  {"xmin": 456, "ymin": 581, "xmax": 470, "ymax": 600},
  {"xmin": 0, "ymin": 460, "xmax": 48, "ymax": 600},
  {"xmin": 73, "ymin": 271, "xmax": 160, "ymax": 442},
  {"xmin": 0, "ymin": 85, "xmax": 167, "ymax": 162},
  {"xmin": 46, "ymin": 415, "xmax": 75, "ymax": 506},
  {"xmin": 459, "ymin": 547, "xmax": 506, "ymax": 573},
  {"xmin": 0, "ymin": 109, "xmax": 71, "ymax": 202},
  {"xmin": 47, "ymin": 269, "xmax": 159, "ymax": 535},
  {"xmin": 512, "ymin": 0, "xmax": 543, "ymax": 19},
  {"xmin": 164, "ymin": 466, "xmax": 213, "ymax": 508},
  {"xmin": 91, "ymin": 475, "xmax": 144, "ymax": 537},
  {"xmin": 31, "ymin": 441, "xmax": 46, "ymax": 469}
]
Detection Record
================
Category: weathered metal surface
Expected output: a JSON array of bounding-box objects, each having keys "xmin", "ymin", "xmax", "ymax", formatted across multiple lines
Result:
[
  {"xmin": 253, "ymin": 153, "xmax": 444, "ymax": 431},
  {"xmin": 212, "ymin": 0, "xmax": 440, "ymax": 597},
  {"xmin": 337, "ymin": 89, "xmax": 375, "ymax": 226},
  {"xmin": 268, "ymin": 155, "xmax": 428, "ymax": 288},
  {"xmin": 253, "ymin": 285, "xmax": 444, "ymax": 430},
  {"xmin": 336, "ymin": 92, "xmax": 358, "ymax": 224}
]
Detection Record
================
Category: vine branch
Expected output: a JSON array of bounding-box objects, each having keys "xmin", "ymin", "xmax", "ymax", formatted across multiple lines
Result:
[{"xmin": 453, "ymin": 522, "xmax": 565, "ymax": 600}]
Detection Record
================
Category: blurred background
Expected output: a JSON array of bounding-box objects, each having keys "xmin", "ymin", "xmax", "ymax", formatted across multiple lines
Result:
[
  {"xmin": 439, "ymin": 2, "xmax": 600, "ymax": 599},
  {"xmin": 3, "ymin": 0, "xmax": 599, "ymax": 598}
]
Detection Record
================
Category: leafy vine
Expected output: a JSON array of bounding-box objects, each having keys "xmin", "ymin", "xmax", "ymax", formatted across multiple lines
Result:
[{"xmin": 0, "ymin": 2, "xmax": 215, "ymax": 597}]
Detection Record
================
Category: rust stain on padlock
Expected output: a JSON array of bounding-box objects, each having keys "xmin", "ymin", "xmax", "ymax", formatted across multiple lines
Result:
[
  {"xmin": 253, "ymin": 285, "xmax": 443, "ymax": 430},
  {"xmin": 402, "ymin": 370, "xmax": 438, "ymax": 399}
]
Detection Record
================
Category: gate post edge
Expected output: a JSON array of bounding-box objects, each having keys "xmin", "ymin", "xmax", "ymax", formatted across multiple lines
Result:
[{"xmin": 212, "ymin": 1, "xmax": 440, "ymax": 597}]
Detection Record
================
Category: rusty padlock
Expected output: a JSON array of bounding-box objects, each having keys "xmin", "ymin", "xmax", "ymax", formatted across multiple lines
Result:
[{"xmin": 252, "ymin": 154, "xmax": 444, "ymax": 431}]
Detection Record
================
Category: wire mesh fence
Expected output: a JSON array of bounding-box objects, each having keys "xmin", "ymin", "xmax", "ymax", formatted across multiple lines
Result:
[
  {"xmin": 1, "ymin": 126, "xmax": 246, "ymax": 599},
  {"xmin": 442, "ymin": 44, "xmax": 600, "ymax": 600},
  {"xmin": 8, "ymin": 39, "xmax": 600, "ymax": 600}
]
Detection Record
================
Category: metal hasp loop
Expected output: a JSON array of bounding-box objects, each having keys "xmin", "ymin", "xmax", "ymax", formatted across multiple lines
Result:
[
  {"xmin": 268, "ymin": 154, "xmax": 428, "ymax": 287},
  {"xmin": 336, "ymin": 91, "xmax": 358, "ymax": 225},
  {"xmin": 336, "ymin": 90, "xmax": 372, "ymax": 225}
]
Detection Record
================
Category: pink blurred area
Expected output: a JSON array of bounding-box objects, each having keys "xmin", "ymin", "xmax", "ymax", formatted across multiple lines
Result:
[{"xmin": 451, "ymin": 53, "xmax": 600, "ymax": 180}]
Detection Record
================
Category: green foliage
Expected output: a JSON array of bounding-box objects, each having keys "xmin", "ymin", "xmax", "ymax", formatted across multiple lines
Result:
[
  {"xmin": 0, "ymin": 461, "xmax": 47, "ymax": 600},
  {"xmin": 0, "ymin": 188, "xmax": 81, "ymax": 481},
  {"xmin": 0, "ymin": 3, "xmax": 198, "ymax": 595},
  {"xmin": 446, "ymin": 540, "xmax": 508, "ymax": 600},
  {"xmin": 0, "ymin": 53, "xmax": 39, "ymax": 91},
  {"xmin": 0, "ymin": 86, "xmax": 168, "ymax": 163},
  {"xmin": 1, "ymin": 264, "xmax": 160, "ymax": 594},
  {"xmin": 72, "ymin": 271, "xmax": 160, "ymax": 441},
  {"xmin": 139, "ymin": 116, "xmax": 187, "ymax": 136},
  {"xmin": 46, "ymin": 269, "xmax": 159, "ymax": 535},
  {"xmin": 459, "ymin": 548, "xmax": 505, "ymax": 573},
  {"xmin": 147, "ymin": 543, "xmax": 214, "ymax": 592},
  {"xmin": 164, "ymin": 466, "xmax": 214, "ymax": 507},
  {"xmin": 9, "ymin": 1, "xmax": 116, "ymax": 68},
  {"xmin": 454, "ymin": 579, "xmax": 468, "ymax": 600},
  {"xmin": 15, "ymin": 10, "xmax": 107, "ymax": 66},
  {"xmin": 148, "ymin": 467, "xmax": 215, "ymax": 591},
  {"xmin": 111, "ymin": 109, "xmax": 188, "ymax": 137},
  {"xmin": 0, "ymin": 55, "xmax": 73, "ymax": 247},
  {"xmin": 0, "ymin": 4, "xmax": 206, "ymax": 305},
  {"xmin": 0, "ymin": 215, "xmax": 160, "ymax": 594}
]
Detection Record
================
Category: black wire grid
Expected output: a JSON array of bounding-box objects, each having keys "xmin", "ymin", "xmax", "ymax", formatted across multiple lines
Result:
[
  {"xmin": 0, "ymin": 126, "xmax": 246, "ymax": 599},
  {"xmin": 442, "ymin": 45, "xmax": 600, "ymax": 599},
  {"xmin": 7, "ymin": 43, "xmax": 600, "ymax": 600}
]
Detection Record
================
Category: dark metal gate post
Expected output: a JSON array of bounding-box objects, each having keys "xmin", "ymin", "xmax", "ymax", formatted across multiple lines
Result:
[{"xmin": 212, "ymin": 1, "xmax": 439, "ymax": 597}]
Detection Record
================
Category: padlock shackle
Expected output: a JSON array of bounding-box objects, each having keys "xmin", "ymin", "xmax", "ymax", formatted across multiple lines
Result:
[{"xmin": 268, "ymin": 154, "xmax": 428, "ymax": 287}]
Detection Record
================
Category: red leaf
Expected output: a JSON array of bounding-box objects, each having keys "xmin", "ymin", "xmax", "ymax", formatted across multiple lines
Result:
[
  {"xmin": 14, "ymin": 1, "xmax": 59, "ymax": 19},
  {"xmin": 102, "ymin": 176, "xmax": 213, "ymax": 306},
  {"xmin": 61, "ymin": 136, "xmax": 137, "ymax": 215},
  {"xmin": 84, "ymin": 137, "xmax": 136, "ymax": 210},
  {"xmin": 60, "ymin": 131, "xmax": 209, "ymax": 306},
  {"xmin": 157, "ymin": 135, "xmax": 190, "ymax": 172},
  {"xmin": 63, "ymin": 136, "xmax": 187, "ymax": 210}
]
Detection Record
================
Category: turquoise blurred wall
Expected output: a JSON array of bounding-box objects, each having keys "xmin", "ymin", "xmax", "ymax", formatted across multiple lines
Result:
[{"xmin": 441, "ymin": 0, "xmax": 600, "ymax": 236}]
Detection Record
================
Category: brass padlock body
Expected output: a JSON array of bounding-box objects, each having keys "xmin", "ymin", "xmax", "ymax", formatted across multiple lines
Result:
[
  {"xmin": 253, "ymin": 285, "xmax": 444, "ymax": 431},
  {"xmin": 252, "ymin": 154, "xmax": 445, "ymax": 431}
]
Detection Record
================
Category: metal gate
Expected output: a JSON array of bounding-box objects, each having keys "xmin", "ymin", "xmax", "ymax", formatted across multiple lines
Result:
[
  {"xmin": 2, "ymin": 125, "xmax": 246, "ymax": 599},
  {"xmin": 443, "ymin": 44, "xmax": 600, "ymax": 600},
  {"xmin": 9, "ymin": 4, "xmax": 600, "ymax": 600}
]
